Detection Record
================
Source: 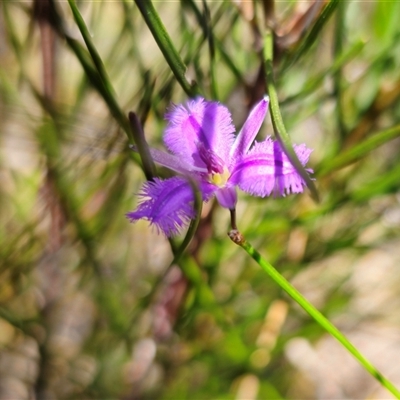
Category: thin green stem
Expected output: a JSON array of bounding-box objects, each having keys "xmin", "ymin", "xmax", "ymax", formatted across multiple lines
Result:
[
  {"xmin": 65, "ymin": 0, "xmax": 133, "ymax": 142},
  {"xmin": 64, "ymin": 35, "xmax": 133, "ymax": 141},
  {"xmin": 263, "ymin": 30, "xmax": 319, "ymax": 202},
  {"xmin": 282, "ymin": 0, "xmax": 340, "ymax": 72},
  {"xmin": 228, "ymin": 230, "xmax": 400, "ymax": 399},
  {"xmin": 134, "ymin": 0, "xmax": 200, "ymax": 97},
  {"xmin": 68, "ymin": 0, "xmax": 113, "ymax": 97},
  {"xmin": 184, "ymin": 0, "xmax": 244, "ymax": 87}
]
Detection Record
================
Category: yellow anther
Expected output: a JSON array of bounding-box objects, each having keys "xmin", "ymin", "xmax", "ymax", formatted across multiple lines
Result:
[{"xmin": 209, "ymin": 168, "xmax": 230, "ymax": 187}]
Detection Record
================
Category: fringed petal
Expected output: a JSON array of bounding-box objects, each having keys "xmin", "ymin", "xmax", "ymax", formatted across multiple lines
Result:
[
  {"xmin": 126, "ymin": 177, "xmax": 217, "ymax": 237},
  {"xmin": 164, "ymin": 98, "xmax": 236, "ymax": 168},
  {"xmin": 126, "ymin": 177, "xmax": 197, "ymax": 237},
  {"xmin": 228, "ymin": 138, "xmax": 313, "ymax": 197}
]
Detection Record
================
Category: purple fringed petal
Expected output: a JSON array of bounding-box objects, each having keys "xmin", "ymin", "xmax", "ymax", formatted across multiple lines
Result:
[
  {"xmin": 228, "ymin": 138, "xmax": 312, "ymax": 197},
  {"xmin": 164, "ymin": 98, "xmax": 236, "ymax": 168},
  {"xmin": 229, "ymin": 96, "xmax": 269, "ymax": 163},
  {"xmin": 126, "ymin": 177, "xmax": 218, "ymax": 236},
  {"xmin": 292, "ymin": 143, "xmax": 313, "ymax": 167},
  {"xmin": 126, "ymin": 177, "xmax": 197, "ymax": 237}
]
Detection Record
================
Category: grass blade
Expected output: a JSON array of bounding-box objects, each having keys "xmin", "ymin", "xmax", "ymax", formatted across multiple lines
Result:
[
  {"xmin": 282, "ymin": 0, "xmax": 340, "ymax": 71},
  {"xmin": 319, "ymin": 124, "xmax": 400, "ymax": 176},
  {"xmin": 134, "ymin": 0, "xmax": 200, "ymax": 97}
]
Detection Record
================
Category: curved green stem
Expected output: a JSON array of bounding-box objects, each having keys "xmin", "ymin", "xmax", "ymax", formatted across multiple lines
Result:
[{"xmin": 264, "ymin": 30, "xmax": 319, "ymax": 202}]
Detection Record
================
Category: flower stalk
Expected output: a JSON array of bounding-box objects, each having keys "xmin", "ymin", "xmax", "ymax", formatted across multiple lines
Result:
[{"xmin": 228, "ymin": 230, "xmax": 400, "ymax": 399}]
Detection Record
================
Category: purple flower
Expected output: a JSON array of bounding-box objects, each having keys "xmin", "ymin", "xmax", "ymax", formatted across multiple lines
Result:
[{"xmin": 126, "ymin": 96, "xmax": 312, "ymax": 237}]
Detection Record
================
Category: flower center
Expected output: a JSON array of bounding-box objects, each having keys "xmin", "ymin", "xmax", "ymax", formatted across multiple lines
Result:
[
  {"xmin": 209, "ymin": 167, "xmax": 230, "ymax": 187},
  {"xmin": 197, "ymin": 142, "xmax": 225, "ymax": 173},
  {"xmin": 196, "ymin": 142, "xmax": 230, "ymax": 187}
]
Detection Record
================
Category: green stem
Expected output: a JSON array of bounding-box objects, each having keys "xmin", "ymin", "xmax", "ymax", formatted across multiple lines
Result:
[
  {"xmin": 282, "ymin": 0, "xmax": 340, "ymax": 71},
  {"xmin": 64, "ymin": 35, "xmax": 133, "ymax": 142},
  {"xmin": 68, "ymin": 0, "xmax": 113, "ymax": 96},
  {"xmin": 134, "ymin": 0, "xmax": 200, "ymax": 97},
  {"xmin": 228, "ymin": 230, "xmax": 400, "ymax": 399},
  {"xmin": 264, "ymin": 30, "xmax": 319, "ymax": 202},
  {"xmin": 65, "ymin": 1, "xmax": 133, "ymax": 142}
]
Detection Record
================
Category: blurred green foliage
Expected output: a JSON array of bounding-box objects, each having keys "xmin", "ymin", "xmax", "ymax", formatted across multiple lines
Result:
[{"xmin": 1, "ymin": 0, "xmax": 400, "ymax": 399}]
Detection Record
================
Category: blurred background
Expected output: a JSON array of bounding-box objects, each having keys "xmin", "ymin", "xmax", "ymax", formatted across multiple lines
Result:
[{"xmin": 1, "ymin": 0, "xmax": 400, "ymax": 398}]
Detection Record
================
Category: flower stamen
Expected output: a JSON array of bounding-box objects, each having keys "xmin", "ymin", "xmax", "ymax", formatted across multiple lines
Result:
[{"xmin": 209, "ymin": 167, "xmax": 230, "ymax": 187}]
